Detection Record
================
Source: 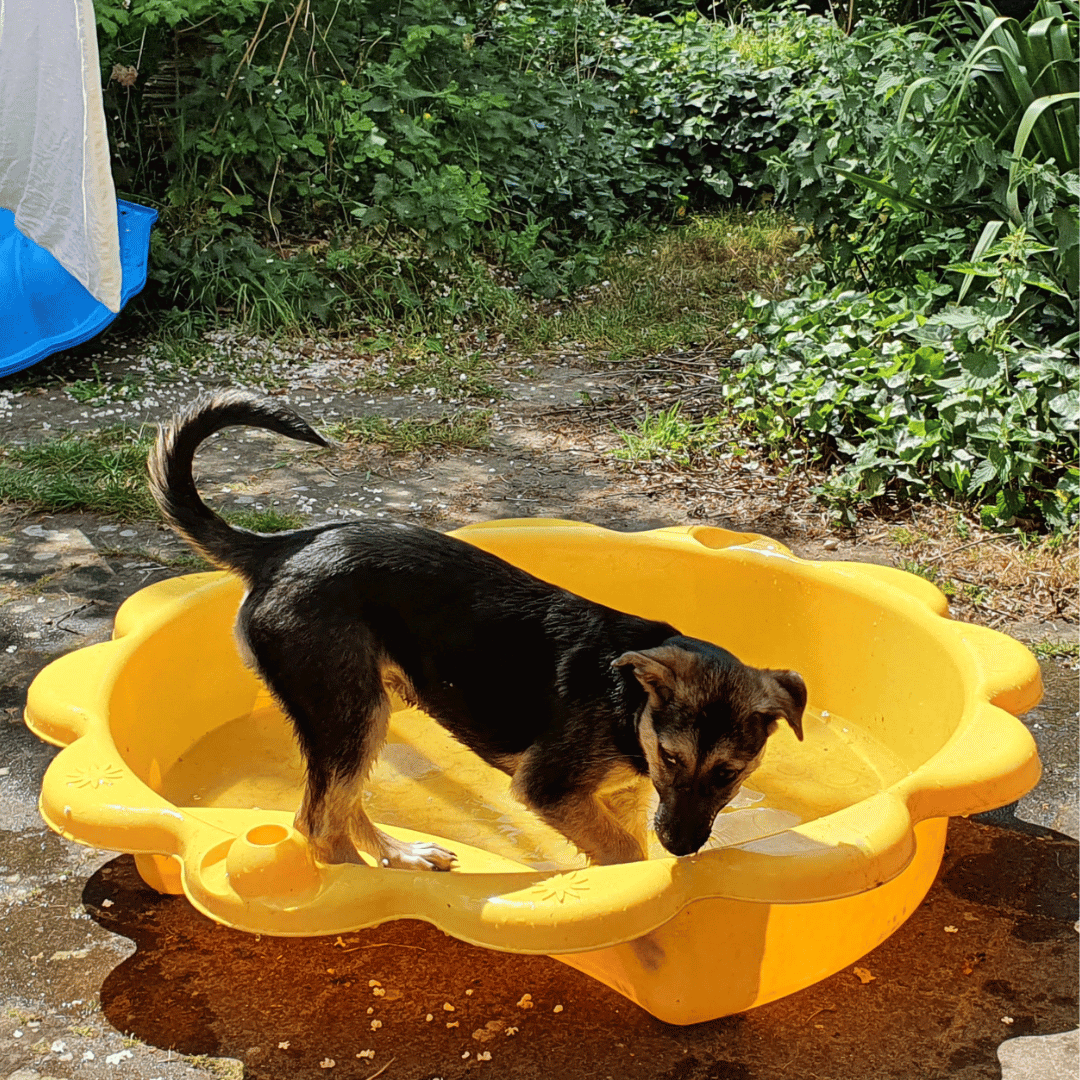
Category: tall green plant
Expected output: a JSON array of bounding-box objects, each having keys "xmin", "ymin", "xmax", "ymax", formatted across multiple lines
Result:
[
  {"xmin": 935, "ymin": 0, "xmax": 1077, "ymax": 295},
  {"xmin": 953, "ymin": 0, "xmax": 1078, "ymax": 169},
  {"xmin": 827, "ymin": 0, "xmax": 1079, "ymax": 308}
]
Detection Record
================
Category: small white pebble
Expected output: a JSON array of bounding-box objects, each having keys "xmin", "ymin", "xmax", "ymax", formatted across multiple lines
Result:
[
  {"xmin": 462, "ymin": 1051, "xmax": 471, "ymax": 1059},
  {"xmin": 443, "ymin": 1002, "xmax": 455, "ymax": 1011},
  {"xmin": 478, "ymin": 1050, "xmax": 492, "ymax": 1061},
  {"xmin": 372, "ymin": 987, "xmax": 386, "ymax": 997},
  {"xmin": 101, "ymin": 898, "xmax": 114, "ymax": 908},
  {"xmin": 426, "ymin": 1013, "xmax": 434, "ymax": 1022},
  {"xmin": 1003, "ymin": 1016, "xmax": 1014, "ymax": 1024},
  {"xmin": 553, "ymin": 1004, "xmax": 563, "ymax": 1013},
  {"xmin": 516, "ymin": 994, "xmax": 534, "ymax": 1009},
  {"xmin": 370, "ymin": 1019, "xmax": 382, "ymax": 1030},
  {"xmin": 465, "ymin": 988, "xmax": 474, "ymax": 996},
  {"xmin": 505, "ymin": 1027, "xmax": 518, "ymax": 1036},
  {"xmin": 945, "ymin": 926, "xmax": 958, "ymax": 933},
  {"xmin": 320, "ymin": 1058, "xmax": 335, "ymax": 1068},
  {"xmin": 278, "ymin": 1041, "xmax": 290, "ymax": 1049},
  {"xmin": 366, "ymin": 1007, "xmax": 374, "ymax": 1015},
  {"xmin": 446, "ymin": 1021, "xmax": 459, "ymax": 1028},
  {"xmin": 368, "ymin": 979, "xmax": 382, "ymax": 987},
  {"xmin": 356, "ymin": 1049, "xmax": 375, "ymax": 1059}
]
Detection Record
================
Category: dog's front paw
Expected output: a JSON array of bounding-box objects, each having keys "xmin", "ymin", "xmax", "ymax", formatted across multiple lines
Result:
[{"xmin": 379, "ymin": 839, "xmax": 457, "ymax": 872}]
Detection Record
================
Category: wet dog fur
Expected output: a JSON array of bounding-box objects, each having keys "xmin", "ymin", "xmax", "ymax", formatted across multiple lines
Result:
[{"xmin": 149, "ymin": 391, "xmax": 807, "ymax": 870}]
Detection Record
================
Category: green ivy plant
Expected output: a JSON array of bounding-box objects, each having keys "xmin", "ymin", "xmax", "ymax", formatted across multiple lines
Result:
[{"xmin": 725, "ymin": 258, "xmax": 1078, "ymax": 529}]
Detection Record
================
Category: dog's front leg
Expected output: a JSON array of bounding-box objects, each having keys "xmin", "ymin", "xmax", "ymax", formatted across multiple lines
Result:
[
  {"xmin": 511, "ymin": 763, "xmax": 647, "ymax": 866},
  {"xmin": 531, "ymin": 790, "xmax": 646, "ymax": 865}
]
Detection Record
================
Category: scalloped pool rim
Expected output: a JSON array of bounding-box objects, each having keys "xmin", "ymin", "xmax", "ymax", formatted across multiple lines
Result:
[{"xmin": 24, "ymin": 521, "xmax": 1043, "ymax": 1023}]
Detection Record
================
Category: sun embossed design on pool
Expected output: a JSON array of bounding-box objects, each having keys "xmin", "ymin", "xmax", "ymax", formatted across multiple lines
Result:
[{"xmin": 24, "ymin": 521, "xmax": 1042, "ymax": 1024}]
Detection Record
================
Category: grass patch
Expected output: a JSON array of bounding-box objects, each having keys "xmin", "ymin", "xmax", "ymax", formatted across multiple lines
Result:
[
  {"xmin": 67, "ymin": 365, "xmax": 144, "ymax": 405},
  {"xmin": 1030, "ymin": 638, "xmax": 1079, "ymax": 663},
  {"xmin": 328, "ymin": 412, "xmax": 491, "ymax": 453},
  {"xmin": 221, "ymin": 508, "xmax": 305, "ymax": 533},
  {"xmin": 613, "ymin": 405, "xmax": 728, "ymax": 466},
  {"xmin": 354, "ymin": 342, "xmax": 499, "ymax": 401},
  {"xmin": 505, "ymin": 211, "xmax": 803, "ymax": 362},
  {"xmin": 0, "ymin": 428, "xmax": 155, "ymax": 519}
]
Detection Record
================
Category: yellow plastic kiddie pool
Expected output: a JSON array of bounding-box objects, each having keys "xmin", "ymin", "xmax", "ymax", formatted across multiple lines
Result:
[{"xmin": 25, "ymin": 520, "xmax": 1042, "ymax": 1025}]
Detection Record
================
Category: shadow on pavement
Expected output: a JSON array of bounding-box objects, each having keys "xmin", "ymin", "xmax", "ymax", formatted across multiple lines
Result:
[{"xmin": 83, "ymin": 817, "xmax": 1077, "ymax": 1080}]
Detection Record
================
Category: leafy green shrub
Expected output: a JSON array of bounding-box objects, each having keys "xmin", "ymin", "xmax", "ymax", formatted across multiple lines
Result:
[
  {"xmin": 724, "ymin": 260, "xmax": 1078, "ymax": 529},
  {"xmin": 717, "ymin": 0, "xmax": 1079, "ymax": 531},
  {"xmin": 94, "ymin": 0, "xmax": 828, "ymax": 315},
  {"xmin": 763, "ymin": 13, "xmax": 979, "ymax": 285},
  {"xmin": 764, "ymin": 0, "xmax": 1078, "ymax": 319},
  {"xmin": 601, "ymin": 4, "xmax": 821, "ymax": 205}
]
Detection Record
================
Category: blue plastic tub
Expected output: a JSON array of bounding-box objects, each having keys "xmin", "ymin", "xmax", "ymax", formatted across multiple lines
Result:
[{"xmin": 0, "ymin": 198, "xmax": 158, "ymax": 379}]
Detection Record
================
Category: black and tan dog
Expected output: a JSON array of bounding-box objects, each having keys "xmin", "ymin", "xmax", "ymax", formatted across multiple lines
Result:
[{"xmin": 150, "ymin": 391, "xmax": 806, "ymax": 870}]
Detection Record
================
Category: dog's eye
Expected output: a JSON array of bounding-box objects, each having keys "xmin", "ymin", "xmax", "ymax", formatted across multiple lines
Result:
[{"xmin": 659, "ymin": 748, "xmax": 679, "ymax": 769}]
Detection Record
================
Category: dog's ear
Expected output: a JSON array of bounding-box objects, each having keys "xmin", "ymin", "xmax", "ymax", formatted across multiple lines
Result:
[
  {"xmin": 762, "ymin": 669, "xmax": 807, "ymax": 741},
  {"xmin": 612, "ymin": 648, "xmax": 687, "ymax": 706}
]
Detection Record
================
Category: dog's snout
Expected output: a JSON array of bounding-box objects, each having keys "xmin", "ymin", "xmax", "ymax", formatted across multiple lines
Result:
[
  {"xmin": 662, "ymin": 831, "xmax": 711, "ymax": 857},
  {"xmin": 654, "ymin": 804, "xmax": 713, "ymax": 857}
]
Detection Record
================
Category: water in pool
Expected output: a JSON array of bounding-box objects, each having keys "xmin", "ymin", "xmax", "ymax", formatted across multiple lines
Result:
[{"xmin": 157, "ymin": 700, "xmax": 911, "ymax": 871}]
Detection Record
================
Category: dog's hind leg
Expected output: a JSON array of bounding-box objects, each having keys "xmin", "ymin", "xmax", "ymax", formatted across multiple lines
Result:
[
  {"xmin": 294, "ymin": 763, "xmax": 368, "ymax": 866},
  {"xmin": 290, "ymin": 689, "xmax": 457, "ymax": 871},
  {"xmin": 246, "ymin": 610, "xmax": 456, "ymax": 870}
]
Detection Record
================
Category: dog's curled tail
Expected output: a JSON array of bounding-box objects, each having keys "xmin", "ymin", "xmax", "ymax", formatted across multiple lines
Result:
[{"xmin": 149, "ymin": 390, "xmax": 330, "ymax": 577}]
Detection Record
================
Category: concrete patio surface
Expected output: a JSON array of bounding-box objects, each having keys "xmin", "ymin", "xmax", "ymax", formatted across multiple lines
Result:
[{"xmin": 0, "ymin": 375, "xmax": 1076, "ymax": 1080}]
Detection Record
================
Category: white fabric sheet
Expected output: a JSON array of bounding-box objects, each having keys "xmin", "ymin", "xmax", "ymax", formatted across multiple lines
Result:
[{"xmin": 0, "ymin": 0, "xmax": 122, "ymax": 312}]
